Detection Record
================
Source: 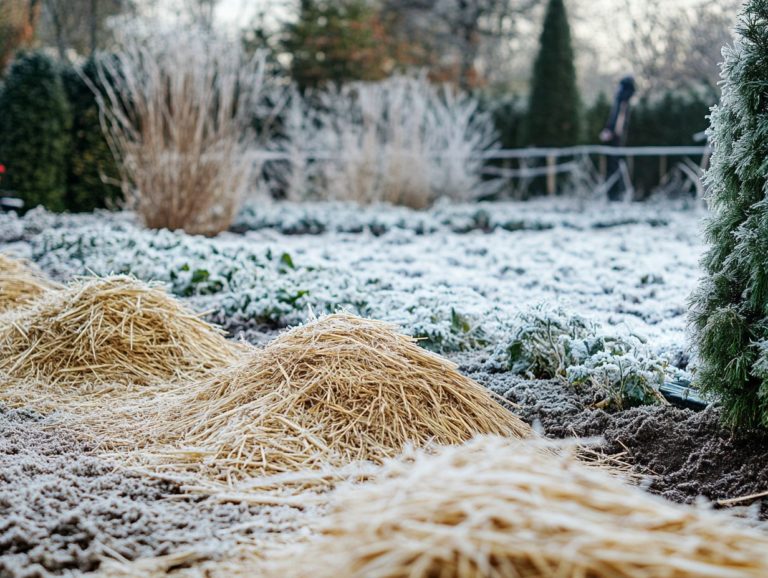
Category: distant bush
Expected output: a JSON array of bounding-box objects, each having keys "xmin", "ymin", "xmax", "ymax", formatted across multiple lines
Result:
[
  {"xmin": 62, "ymin": 57, "xmax": 121, "ymax": 212},
  {"xmin": 584, "ymin": 92, "xmax": 611, "ymax": 145},
  {"xmin": 628, "ymin": 90, "xmax": 714, "ymax": 197},
  {"xmin": 0, "ymin": 52, "xmax": 72, "ymax": 212},
  {"xmin": 269, "ymin": 76, "xmax": 501, "ymax": 207},
  {"xmin": 481, "ymin": 94, "xmax": 526, "ymax": 150}
]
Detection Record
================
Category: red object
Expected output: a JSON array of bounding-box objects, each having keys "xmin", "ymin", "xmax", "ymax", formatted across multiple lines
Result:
[{"xmin": 0, "ymin": 164, "xmax": 5, "ymax": 175}]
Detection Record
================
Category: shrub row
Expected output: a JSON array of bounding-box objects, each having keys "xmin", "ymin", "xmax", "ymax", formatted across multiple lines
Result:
[{"xmin": 0, "ymin": 51, "xmax": 119, "ymax": 213}]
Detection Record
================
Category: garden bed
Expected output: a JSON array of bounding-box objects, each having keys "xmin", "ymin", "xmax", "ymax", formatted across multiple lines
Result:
[{"xmin": 2, "ymin": 200, "xmax": 767, "ymax": 577}]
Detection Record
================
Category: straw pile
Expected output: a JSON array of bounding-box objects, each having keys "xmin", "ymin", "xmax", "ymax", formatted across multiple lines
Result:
[
  {"xmin": 264, "ymin": 436, "xmax": 768, "ymax": 578},
  {"xmin": 0, "ymin": 275, "xmax": 240, "ymax": 387},
  {"xmin": 152, "ymin": 314, "xmax": 530, "ymax": 481},
  {"xmin": 0, "ymin": 253, "xmax": 61, "ymax": 312}
]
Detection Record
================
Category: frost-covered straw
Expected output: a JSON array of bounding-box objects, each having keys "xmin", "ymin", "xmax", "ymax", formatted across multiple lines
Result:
[{"xmin": 91, "ymin": 24, "xmax": 267, "ymax": 236}]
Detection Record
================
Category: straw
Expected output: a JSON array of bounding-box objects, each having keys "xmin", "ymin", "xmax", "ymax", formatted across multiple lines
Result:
[
  {"xmin": 264, "ymin": 435, "xmax": 768, "ymax": 578},
  {"xmin": 93, "ymin": 313, "xmax": 531, "ymax": 485},
  {"xmin": 0, "ymin": 253, "xmax": 61, "ymax": 313},
  {"xmin": 0, "ymin": 275, "xmax": 241, "ymax": 388}
]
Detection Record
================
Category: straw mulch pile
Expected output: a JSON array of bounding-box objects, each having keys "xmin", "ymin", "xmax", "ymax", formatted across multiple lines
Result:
[
  {"xmin": 0, "ymin": 275, "xmax": 241, "ymax": 389},
  {"xmin": 262, "ymin": 436, "xmax": 768, "ymax": 578},
  {"xmin": 0, "ymin": 253, "xmax": 61, "ymax": 313},
  {"xmin": 132, "ymin": 314, "xmax": 531, "ymax": 483}
]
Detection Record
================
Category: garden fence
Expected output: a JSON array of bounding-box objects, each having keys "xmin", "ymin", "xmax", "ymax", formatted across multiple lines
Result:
[{"xmin": 249, "ymin": 145, "xmax": 711, "ymax": 201}]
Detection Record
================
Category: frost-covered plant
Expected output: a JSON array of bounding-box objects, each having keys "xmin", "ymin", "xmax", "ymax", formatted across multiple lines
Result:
[
  {"xmin": 565, "ymin": 335, "xmax": 667, "ymax": 408},
  {"xmin": 689, "ymin": 1, "xmax": 768, "ymax": 427},
  {"xmin": 30, "ymin": 221, "xmax": 374, "ymax": 327},
  {"xmin": 490, "ymin": 306, "xmax": 592, "ymax": 378},
  {"xmin": 0, "ymin": 211, "xmax": 24, "ymax": 243},
  {"xmin": 28, "ymin": 220, "xmax": 496, "ymax": 351},
  {"xmin": 92, "ymin": 25, "xmax": 267, "ymax": 236},
  {"xmin": 275, "ymin": 75, "xmax": 501, "ymax": 206},
  {"xmin": 491, "ymin": 305, "xmax": 667, "ymax": 408},
  {"xmin": 263, "ymin": 88, "xmax": 318, "ymax": 202},
  {"xmin": 403, "ymin": 305, "xmax": 490, "ymax": 353},
  {"xmin": 232, "ymin": 197, "xmax": 676, "ymax": 237},
  {"xmin": 31, "ymin": 223, "xmax": 273, "ymax": 296}
]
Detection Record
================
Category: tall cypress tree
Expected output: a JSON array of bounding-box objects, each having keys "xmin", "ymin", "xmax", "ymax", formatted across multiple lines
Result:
[
  {"xmin": 525, "ymin": 0, "xmax": 581, "ymax": 146},
  {"xmin": 690, "ymin": 0, "xmax": 768, "ymax": 428},
  {"xmin": 0, "ymin": 51, "xmax": 71, "ymax": 212}
]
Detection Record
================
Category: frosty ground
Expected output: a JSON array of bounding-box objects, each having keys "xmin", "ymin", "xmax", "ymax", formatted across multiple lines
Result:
[{"xmin": 3, "ymin": 198, "xmax": 768, "ymax": 577}]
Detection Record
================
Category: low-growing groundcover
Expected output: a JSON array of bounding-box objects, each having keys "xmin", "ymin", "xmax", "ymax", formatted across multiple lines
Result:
[{"xmin": 690, "ymin": 0, "xmax": 768, "ymax": 428}]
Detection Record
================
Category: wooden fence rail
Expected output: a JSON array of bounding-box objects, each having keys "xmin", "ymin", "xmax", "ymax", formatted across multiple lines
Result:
[{"xmin": 249, "ymin": 145, "xmax": 711, "ymax": 199}]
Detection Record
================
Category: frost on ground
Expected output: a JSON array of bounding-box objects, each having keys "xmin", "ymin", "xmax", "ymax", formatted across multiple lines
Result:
[
  {"xmin": 0, "ymin": 406, "xmax": 310, "ymax": 578},
  {"xmin": 5, "ymin": 199, "xmax": 702, "ymax": 363}
]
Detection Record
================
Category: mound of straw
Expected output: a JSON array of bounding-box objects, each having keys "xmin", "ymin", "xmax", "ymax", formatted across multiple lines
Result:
[
  {"xmin": 0, "ymin": 253, "xmax": 61, "ymax": 313},
  {"xmin": 0, "ymin": 275, "xmax": 240, "ymax": 387},
  {"xmin": 265, "ymin": 436, "xmax": 768, "ymax": 578},
  {"xmin": 146, "ymin": 313, "xmax": 530, "ymax": 482}
]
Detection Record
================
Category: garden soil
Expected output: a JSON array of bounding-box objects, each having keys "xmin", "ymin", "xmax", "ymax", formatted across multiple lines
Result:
[{"xmin": 458, "ymin": 352, "xmax": 768, "ymax": 521}]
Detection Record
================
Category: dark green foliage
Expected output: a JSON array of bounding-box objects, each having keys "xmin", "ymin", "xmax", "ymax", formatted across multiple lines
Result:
[
  {"xmin": 479, "ymin": 94, "xmax": 526, "ymax": 150},
  {"xmin": 525, "ymin": 0, "xmax": 581, "ymax": 147},
  {"xmin": 628, "ymin": 90, "xmax": 715, "ymax": 197},
  {"xmin": 0, "ymin": 51, "xmax": 72, "ymax": 211},
  {"xmin": 283, "ymin": 0, "xmax": 390, "ymax": 91},
  {"xmin": 585, "ymin": 92, "xmax": 611, "ymax": 144},
  {"xmin": 62, "ymin": 57, "xmax": 121, "ymax": 212},
  {"xmin": 690, "ymin": 0, "xmax": 768, "ymax": 428},
  {"xmin": 493, "ymin": 306, "xmax": 667, "ymax": 409}
]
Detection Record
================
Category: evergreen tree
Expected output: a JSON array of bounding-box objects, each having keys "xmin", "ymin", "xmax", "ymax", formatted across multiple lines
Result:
[
  {"xmin": 0, "ymin": 51, "xmax": 71, "ymax": 211},
  {"xmin": 690, "ymin": 0, "xmax": 768, "ymax": 428},
  {"xmin": 283, "ymin": 0, "xmax": 390, "ymax": 91},
  {"xmin": 525, "ymin": 0, "xmax": 581, "ymax": 146},
  {"xmin": 62, "ymin": 57, "xmax": 120, "ymax": 212}
]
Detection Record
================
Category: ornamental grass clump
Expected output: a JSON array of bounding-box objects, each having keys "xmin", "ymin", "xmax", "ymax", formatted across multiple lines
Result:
[
  {"xmin": 0, "ymin": 276, "xmax": 240, "ymax": 387},
  {"xmin": 265, "ymin": 436, "xmax": 768, "ymax": 578},
  {"xmin": 275, "ymin": 76, "xmax": 501, "ymax": 207},
  {"xmin": 93, "ymin": 26, "xmax": 267, "ymax": 236},
  {"xmin": 0, "ymin": 253, "xmax": 61, "ymax": 312},
  {"xmin": 690, "ymin": 0, "xmax": 768, "ymax": 427},
  {"xmin": 141, "ymin": 313, "xmax": 530, "ymax": 483}
]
